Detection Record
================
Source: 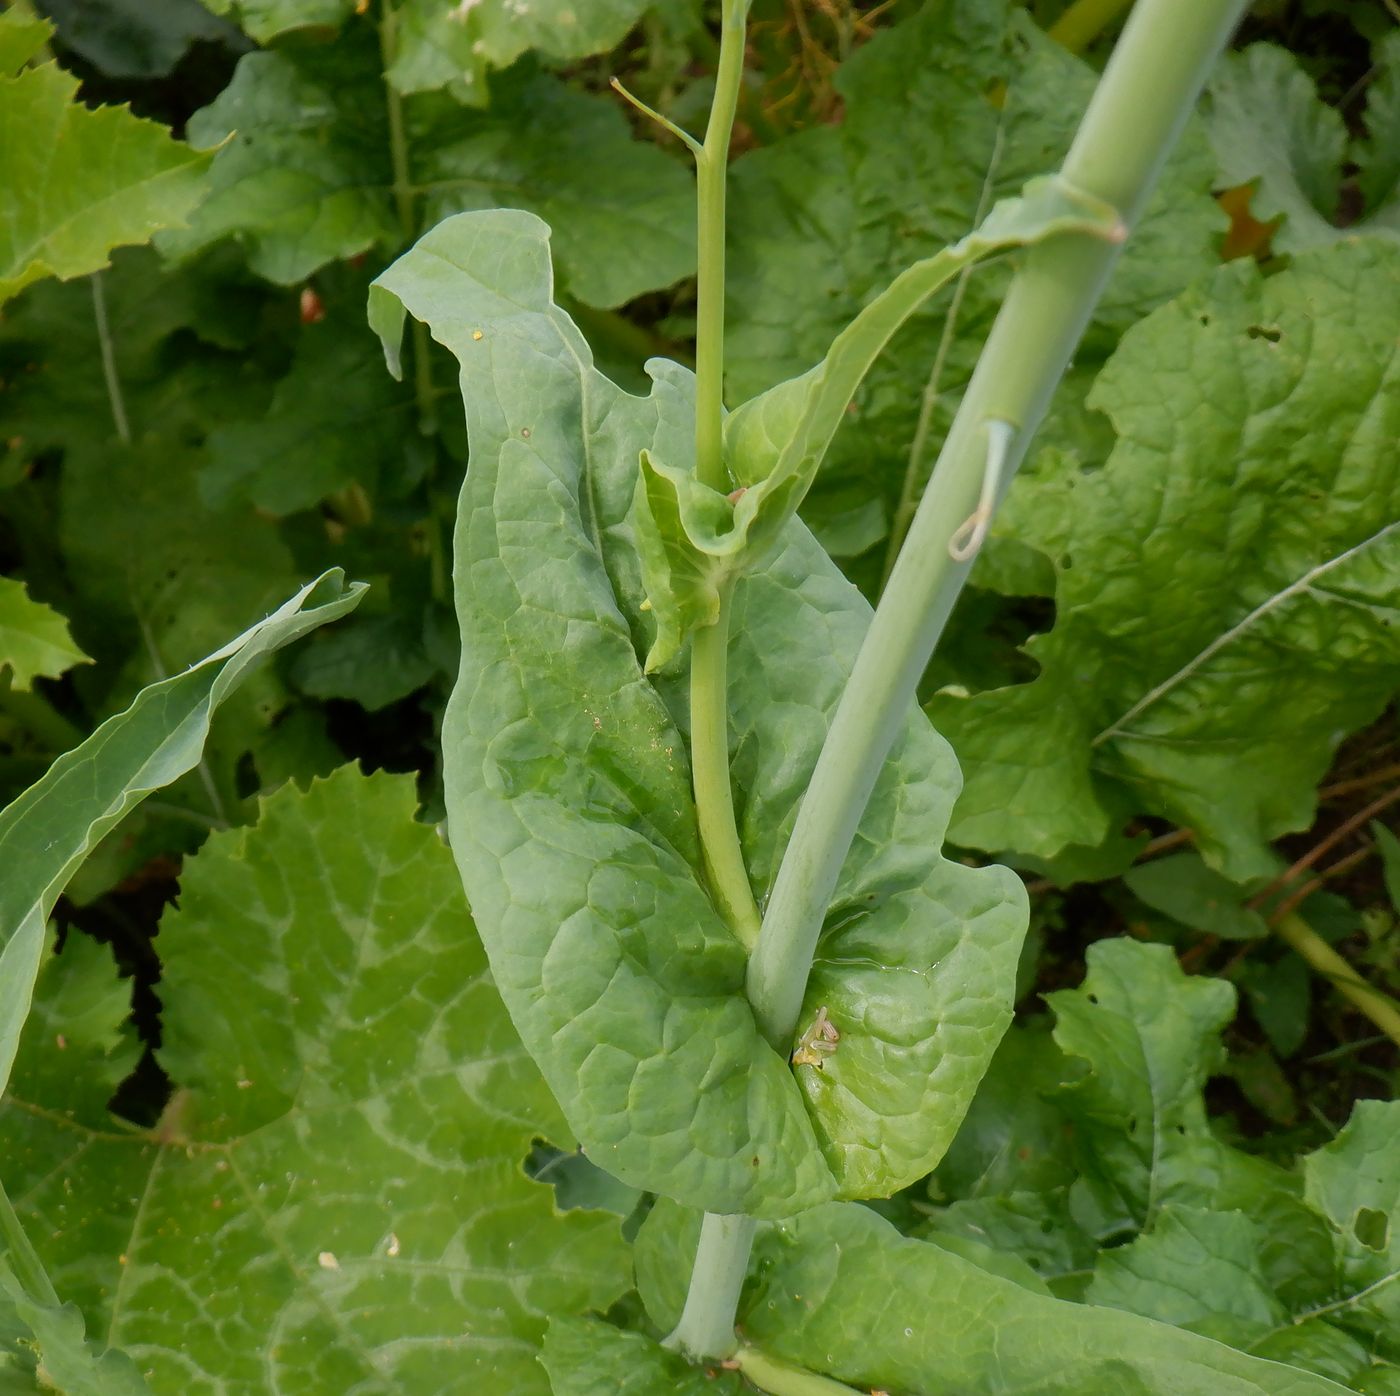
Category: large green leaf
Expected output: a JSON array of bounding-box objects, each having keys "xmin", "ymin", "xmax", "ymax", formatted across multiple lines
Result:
[
  {"xmin": 723, "ymin": 0, "xmax": 1221, "ymax": 569},
  {"xmin": 371, "ymin": 208, "xmax": 1025, "ymax": 1216},
  {"xmin": 636, "ymin": 1199, "xmax": 1352, "ymax": 1394},
  {"xmin": 0, "ymin": 12, "xmax": 211, "ymax": 304},
  {"xmin": 0, "ymin": 569, "xmax": 363, "ymax": 1101},
  {"xmin": 0, "ymin": 768, "xmax": 630, "ymax": 1392},
  {"xmin": 0, "ymin": 579, "xmax": 88, "ymax": 691},
  {"xmin": 1204, "ymin": 35, "xmax": 1400, "ymax": 252},
  {"xmin": 633, "ymin": 175, "xmax": 1120, "ymax": 670},
  {"xmin": 163, "ymin": 34, "xmax": 694, "ymax": 306},
  {"xmin": 932, "ymin": 240, "xmax": 1400, "ymax": 880}
]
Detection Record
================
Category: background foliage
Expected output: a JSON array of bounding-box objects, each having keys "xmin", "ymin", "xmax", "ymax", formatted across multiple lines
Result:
[{"xmin": 0, "ymin": 0, "xmax": 1397, "ymax": 1391}]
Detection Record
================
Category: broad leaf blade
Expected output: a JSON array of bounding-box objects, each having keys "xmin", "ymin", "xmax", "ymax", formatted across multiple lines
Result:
[
  {"xmin": 0, "ymin": 769, "xmax": 629, "ymax": 1392},
  {"xmin": 0, "ymin": 570, "xmax": 364, "ymax": 1099},
  {"xmin": 0, "ymin": 24, "xmax": 211, "ymax": 303},
  {"xmin": 373, "ymin": 209, "xmax": 1026, "ymax": 1214},
  {"xmin": 736, "ymin": 1202, "xmax": 1354, "ymax": 1395}
]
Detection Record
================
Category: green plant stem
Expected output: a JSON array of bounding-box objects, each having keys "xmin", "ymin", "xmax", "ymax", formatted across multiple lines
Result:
[
  {"xmin": 379, "ymin": 0, "xmax": 436, "ymax": 436},
  {"xmin": 1277, "ymin": 912, "xmax": 1400, "ymax": 1051},
  {"xmin": 692, "ymin": 587, "xmax": 762, "ymax": 948},
  {"xmin": 735, "ymin": 1347, "xmax": 864, "ymax": 1395},
  {"xmin": 671, "ymin": 0, "xmax": 762, "ymax": 1365},
  {"xmin": 91, "ymin": 272, "xmax": 130, "ymax": 444},
  {"xmin": 687, "ymin": 0, "xmax": 761, "ymax": 950},
  {"xmin": 665, "ymin": 1213, "xmax": 756, "ymax": 1359},
  {"xmin": 747, "ymin": 0, "xmax": 1248, "ymax": 1050},
  {"xmin": 0, "ymin": 1176, "xmax": 58, "ymax": 1306}
]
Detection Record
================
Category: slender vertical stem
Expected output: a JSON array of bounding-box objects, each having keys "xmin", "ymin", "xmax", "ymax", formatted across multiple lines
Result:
[
  {"xmin": 91, "ymin": 273, "xmax": 130, "ymax": 444},
  {"xmin": 666, "ymin": 1213, "xmax": 756, "ymax": 1360},
  {"xmin": 747, "ymin": 0, "xmax": 1248, "ymax": 1047},
  {"xmin": 379, "ymin": 0, "xmax": 437, "ymax": 437},
  {"xmin": 670, "ymin": 0, "xmax": 762, "ymax": 1366},
  {"xmin": 687, "ymin": 0, "xmax": 761, "ymax": 947}
]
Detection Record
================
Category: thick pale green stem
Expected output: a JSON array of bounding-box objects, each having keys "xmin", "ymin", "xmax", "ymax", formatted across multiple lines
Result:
[
  {"xmin": 672, "ymin": 0, "xmax": 762, "ymax": 1366},
  {"xmin": 747, "ymin": 0, "xmax": 1248, "ymax": 1045},
  {"xmin": 666, "ymin": 1213, "xmax": 756, "ymax": 1359}
]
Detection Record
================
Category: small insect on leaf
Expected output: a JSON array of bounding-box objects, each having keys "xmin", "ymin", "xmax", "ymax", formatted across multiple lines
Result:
[{"xmin": 791, "ymin": 1005, "xmax": 840, "ymax": 1069}]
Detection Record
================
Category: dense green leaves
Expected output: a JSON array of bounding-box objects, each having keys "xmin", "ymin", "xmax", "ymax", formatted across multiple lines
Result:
[
  {"xmin": 723, "ymin": 0, "xmax": 1221, "ymax": 566},
  {"xmin": 373, "ymin": 207, "xmax": 1025, "ymax": 1215},
  {"xmin": 0, "ymin": 579, "xmax": 87, "ymax": 691},
  {"xmin": 0, "ymin": 570, "xmax": 362, "ymax": 1101},
  {"xmin": 0, "ymin": 11, "xmax": 211, "ymax": 303},
  {"xmin": 164, "ymin": 31, "xmax": 694, "ymax": 306},
  {"xmin": 0, "ymin": 768, "xmax": 630, "ymax": 1392},
  {"xmin": 934, "ymin": 239, "xmax": 1400, "ymax": 879},
  {"xmin": 634, "ymin": 174, "xmax": 1120, "ymax": 670},
  {"xmin": 1205, "ymin": 34, "xmax": 1400, "ymax": 251}
]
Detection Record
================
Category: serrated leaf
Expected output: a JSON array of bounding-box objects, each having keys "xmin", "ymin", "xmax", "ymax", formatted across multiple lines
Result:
[
  {"xmin": 0, "ymin": 569, "xmax": 363, "ymax": 1100},
  {"xmin": 0, "ymin": 767, "xmax": 630, "ymax": 1392},
  {"xmin": 735, "ymin": 1202, "xmax": 1352, "ymax": 1395},
  {"xmin": 0, "ymin": 1262, "xmax": 150, "ymax": 1396},
  {"xmin": 933, "ymin": 241, "xmax": 1400, "ymax": 880},
  {"xmin": 0, "ymin": 579, "xmax": 88, "ymax": 691},
  {"xmin": 0, "ymin": 9, "xmax": 50, "ymax": 70},
  {"xmin": 634, "ymin": 175, "xmax": 1121, "ymax": 670},
  {"xmin": 1204, "ymin": 36, "xmax": 1400, "ymax": 252},
  {"xmin": 0, "ymin": 38, "xmax": 210, "ymax": 303},
  {"xmin": 1048, "ymin": 939, "xmax": 1235, "ymax": 1231},
  {"xmin": 372, "ymin": 208, "xmax": 1026, "ymax": 1215},
  {"xmin": 541, "ymin": 1317, "xmax": 744, "ymax": 1396},
  {"xmin": 724, "ymin": 0, "xmax": 1222, "ymax": 570},
  {"xmin": 164, "ymin": 37, "xmax": 693, "ymax": 306}
]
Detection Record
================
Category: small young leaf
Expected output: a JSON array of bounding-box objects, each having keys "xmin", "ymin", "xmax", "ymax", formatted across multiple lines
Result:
[
  {"xmin": 1047, "ymin": 939, "xmax": 1235, "ymax": 1231},
  {"xmin": 1371, "ymin": 821, "xmax": 1400, "ymax": 914},
  {"xmin": 0, "ymin": 569, "xmax": 363, "ymax": 1099},
  {"xmin": 1124, "ymin": 852, "xmax": 1268, "ymax": 941},
  {"xmin": 0, "ymin": 578, "xmax": 89, "ymax": 691},
  {"xmin": 373, "ymin": 209, "xmax": 1026, "ymax": 1215},
  {"xmin": 0, "ymin": 18, "xmax": 211, "ymax": 303}
]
